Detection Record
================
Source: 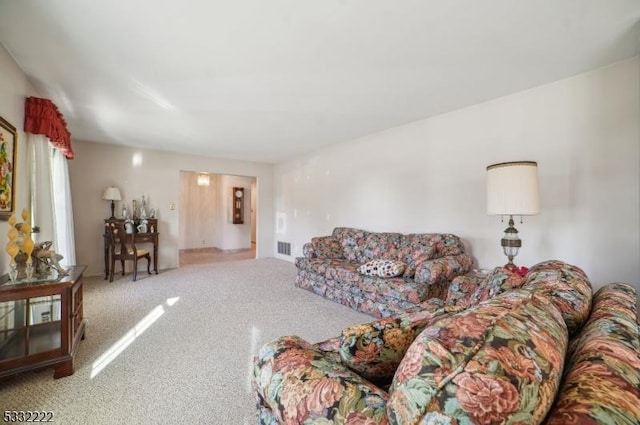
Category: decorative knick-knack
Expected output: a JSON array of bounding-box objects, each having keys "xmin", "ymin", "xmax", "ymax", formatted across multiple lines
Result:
[
  {"xmin": 124, "ymin": 219, "xmax": 134, "ymax": 234},
  {"xmin": 21, "ymin": 209, "xmax": 35, "ymax": 279},
  {"xmin": 139, "ymin": 195, "xmax": 147, "ymax": 219},
  {"xmin": 6, "ymin": 212, "xmax": 19, "ymax": 281},
  {"xmin": 137, "ymin": 219, "xmax": 148, "ymax": 233}
]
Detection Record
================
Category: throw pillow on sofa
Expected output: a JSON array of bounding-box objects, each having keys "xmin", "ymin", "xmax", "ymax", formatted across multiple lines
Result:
[{"xmin": 358, "ymin": 259, "xmax": 406, "ymax": 277}]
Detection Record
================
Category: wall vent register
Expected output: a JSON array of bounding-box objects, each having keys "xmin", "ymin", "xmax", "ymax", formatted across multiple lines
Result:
[{"xmin": 277, "ymin": 241, "xmax": 291, "ymax": 256}]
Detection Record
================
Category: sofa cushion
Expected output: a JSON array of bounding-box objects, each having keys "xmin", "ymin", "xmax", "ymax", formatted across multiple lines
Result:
[
  {"xmin": 352, "ymin": 275, "xmax": 430, "ymax": 304},
  {"xmin": 303, "ymin": 235, "xmax": 344, "ymax": 259},
  {"xmin": 358, "ymin": 259, "xmax": 406, "ymax": 278},
  {"xmin": 394, "ymin": 245, "xmax": 435, "ymax": 278},
  {"xmin": 396, "ymin": 234, "xmax": 444, "ymax": 278},
  {"xmin": 363, "ymin": 232, "xmax": 403, "ymax": 262},
  {"xmin": 387, "ymin": 289, "xmax": 568, "ymax": 425},
  {"xmin": 338, "ymin": 299, "xmax": 462, "ymax": 382},
  {"xmin": 333, "ymin": 227, "xmax": 371, "ymax": 263},
  {"xmin": 400, "ymin": 233, "xmax": 465, "ymax": 258},
  {"xmin": 295, "ymin": 257, "xmax": 353, "ymax": 277},
  {"xmin": 523, "ymin": 260, "xmax": 592, "ymax": 337},
  {"xmin": 545, "ymin": 283, "xmax": 640, "ymax": 424}
]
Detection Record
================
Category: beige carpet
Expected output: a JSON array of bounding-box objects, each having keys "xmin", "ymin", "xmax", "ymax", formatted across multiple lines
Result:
[
  {"xmin": 179, "ymin": 246, "xmax": 256, "ymax": 266},
  {"xmin": 0, "ymin": 259, "xmax": 369, "ymax": 424}
]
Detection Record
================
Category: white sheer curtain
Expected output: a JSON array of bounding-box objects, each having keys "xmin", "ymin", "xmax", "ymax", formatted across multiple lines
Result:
[
  {"xmin": 29, "ymin": 134, "xmax": 54, "ymax": 241},
  {"xmin": 50, "ymin": 148, "xmax": 76, "ymax": 266},
  {"xmin": 28, "ymin": 134, "xmax": 76, "ymax": 267}
]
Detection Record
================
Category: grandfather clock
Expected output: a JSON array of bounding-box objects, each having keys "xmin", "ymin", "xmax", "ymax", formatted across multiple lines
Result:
[{"xmin": 232, "ymin": 187, "xmax": 244, "ymax": 224}]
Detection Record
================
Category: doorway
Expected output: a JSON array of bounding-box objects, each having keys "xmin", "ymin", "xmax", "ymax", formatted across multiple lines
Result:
[{"xmin": 178, "ymin": 171, "xmax": 257, "ymax": 266}]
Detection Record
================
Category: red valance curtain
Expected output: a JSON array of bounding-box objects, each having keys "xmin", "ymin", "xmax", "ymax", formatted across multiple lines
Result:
[{"xmin": 24, "ymin": 97, "xmax": 74, "ymax": 159}]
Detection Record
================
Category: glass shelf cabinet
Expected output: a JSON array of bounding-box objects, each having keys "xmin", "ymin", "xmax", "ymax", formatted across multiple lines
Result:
[{"xmin": 0, "ymin": 266, "xmax": 86, "ymax": 380}]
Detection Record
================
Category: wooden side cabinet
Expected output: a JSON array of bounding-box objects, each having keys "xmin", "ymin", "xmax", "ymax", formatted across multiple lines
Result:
[{"xmin": 0, "ymin": 265, "xmax": 86, "ymax": 380}]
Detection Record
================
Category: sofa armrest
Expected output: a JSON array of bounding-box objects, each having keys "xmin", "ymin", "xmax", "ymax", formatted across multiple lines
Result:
[
  {"xmin": 339, "ymin": 301, "xmax": 463, "ymax": 383},
  {"xmin": 445, "ymin": 267, "xmax": 526, "ymax": 308},
  {"xmin": 302, "ymin": 235, "xmax": 345, "ymax": 259},
  {"xmin": 545, "ymin": 283, "xmax": 640, "ymax": 424},
  {"xmin": 253, "ymin": 335, "xmax": 388, "ymax": 424},
  {"xmin": 445, "ymin": 274, "xmax": 484, "ymax": 307},
  {"xmin": 414, "ymin": 253, "xmax": 473, "ymax": 285}
]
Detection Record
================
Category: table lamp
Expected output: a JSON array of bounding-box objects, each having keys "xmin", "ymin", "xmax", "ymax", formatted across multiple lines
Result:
[
  {"xmin": 102, "ymin": 186, "xmax": 122, "ymax": 219},
  {"xmin": 486, "ymin": 161, "xmax": 540, "ymax": 271}
]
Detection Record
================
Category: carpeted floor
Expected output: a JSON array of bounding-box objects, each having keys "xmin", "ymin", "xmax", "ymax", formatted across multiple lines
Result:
[
  {"xmin": 0, "ymin": 258, "xmax": 370, "ymax": 424},
  {"xmin": 179, "ymin": 245, "xmax": 256, "ymax": 266}
]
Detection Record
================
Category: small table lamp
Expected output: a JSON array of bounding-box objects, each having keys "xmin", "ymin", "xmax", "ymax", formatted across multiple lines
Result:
[
  {"xmin": 102, "ymin": 186, "xmax": 122, "ymax": 219},
  {"xmin": 486, "ymin": 161, "xmax": 540, "ymax": 270}
]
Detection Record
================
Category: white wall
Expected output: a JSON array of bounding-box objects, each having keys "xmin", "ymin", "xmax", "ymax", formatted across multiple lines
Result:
[
  {"xmin": 68, "ymin": 140, "xmax": 274, "ymax": 276},
  {"xmin": 0, "ymin": 45, "xmax": 38, "ymax": 274},
  {"xmin": 179, "ymin": 171, "xmax": 218, "ymax": 250},
  {"xmin": 275, "ymin": 57, "xmax": 640, "ymax": 295}
]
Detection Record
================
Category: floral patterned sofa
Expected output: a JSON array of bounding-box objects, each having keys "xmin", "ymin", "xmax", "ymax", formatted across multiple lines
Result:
[
  {"xmin": 253, "ymin": 260, "xmax": 640, "ymax": 424},
  {"xmin": 295, "ymin": 227, "xmax": 474, "ymax": 318}
]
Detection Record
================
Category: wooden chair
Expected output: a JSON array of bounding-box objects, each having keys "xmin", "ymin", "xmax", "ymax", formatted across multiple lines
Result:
[{"xmin": 106, "ymin": 221, "xmax": 151, "ymax": 282}]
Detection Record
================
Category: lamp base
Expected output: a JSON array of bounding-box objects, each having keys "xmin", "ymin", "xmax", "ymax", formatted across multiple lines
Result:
[
  {"xmin": 109, "ymin": 200, "xmax": 116, "ymax": 219},
  {"xmin": 503, "ymin": 262, "xmax": 518, "ymax": 272},
  {"xmin": 501, "ymin": 215, "xmax": 521, "ymax": 272}
]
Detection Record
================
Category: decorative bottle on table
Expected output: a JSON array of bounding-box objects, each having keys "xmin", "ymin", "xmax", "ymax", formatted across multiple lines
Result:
[
  {"xmin": 6, "ymin": 213, "xmax": 19, "ymax": 281},
  {"xmin": 21, "ymin": 209, "xmax": 35, "ymax": 279},
  {"xmin": 139, "ymin": 195, "xmax": 147, "ymax": 219}
]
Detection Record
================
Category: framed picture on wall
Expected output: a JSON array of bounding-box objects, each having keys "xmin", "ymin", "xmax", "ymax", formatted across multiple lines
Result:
[{"xmin": 0, "ymin": 116, "xmax": 17, "ymax": 220}]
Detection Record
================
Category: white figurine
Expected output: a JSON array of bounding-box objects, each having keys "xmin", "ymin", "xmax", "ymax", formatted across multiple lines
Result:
[
  {"xmin": 137, "ymin": 218, "xmax": 148, "ymax": 233},
  {"xmin": 124, "ymin": 219, "xmax": 134, "ymax": 234},
  {"xmin": 140, "ymin": 195, "xmax": 148, "ymax": 219}
]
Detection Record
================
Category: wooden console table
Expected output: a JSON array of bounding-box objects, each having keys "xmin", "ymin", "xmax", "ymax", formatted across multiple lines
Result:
[
  {"xmin": 103, "ymin": 218, "xmax": 159, "ymax": 279},
  {"xmin": 0, "ymin": 265, "xmax": 86, "ymax": 379}
]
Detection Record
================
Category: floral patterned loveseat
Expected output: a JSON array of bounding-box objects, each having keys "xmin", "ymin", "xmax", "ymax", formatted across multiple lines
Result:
[
  {"xmin": 295, "ymin": 227, "xmax": 474, "ymax": 318},
  {"xmin": 253, "ymin": 260, "xmax": 640, "ymax": 424}
]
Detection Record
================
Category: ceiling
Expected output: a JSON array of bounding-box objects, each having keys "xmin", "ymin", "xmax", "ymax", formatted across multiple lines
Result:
[{"xmin": 0, "ymin": 1, "xmax": 638, "ymax": 163}]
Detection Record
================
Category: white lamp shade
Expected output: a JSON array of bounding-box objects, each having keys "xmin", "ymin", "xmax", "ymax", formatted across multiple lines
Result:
[
  {"xmin": 486, "ymin": 161, "xmax": 540, "ymax": 215},
  {"xmin": 102, "ymin": 186, "xmax": 122, "ymax": 201}
]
